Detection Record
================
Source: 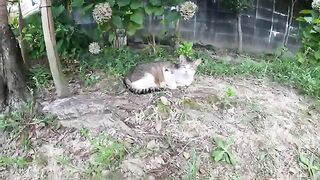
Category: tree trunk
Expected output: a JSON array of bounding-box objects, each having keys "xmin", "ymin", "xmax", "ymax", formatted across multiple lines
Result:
[
  {"xmin": 237, "ymin": 14, "xmax": 243, "ymax": 52},
  {"xmin": 0, "ymin": 0, "xmax": 31, "ymax": 111}
]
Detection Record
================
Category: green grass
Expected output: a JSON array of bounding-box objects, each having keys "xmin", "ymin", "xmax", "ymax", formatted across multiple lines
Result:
[
  {"xmin": 33, "ymin": 45, "xmax": 320, "ymax": 101},
  {"xmin": 196, "ymin": 51, "xmax": 320, "ymax": 100},
  {"xmin": 78, "ymin": 47, "xmax": 174, "ymax": 77},
  {"xmin": 81, "ymin": 131, "xmax": 126, "ymax": 179},
  {"xmin": 184, "ymin": 149, "xmax": 200, "ymax": 180},
  {"xmin": 0, "ymin": 156, "xmax": 30, "ymax": 169}
]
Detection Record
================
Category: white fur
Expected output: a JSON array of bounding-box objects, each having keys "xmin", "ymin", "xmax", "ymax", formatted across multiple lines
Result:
[
  {"xmin": 131, "ymin": 73, "xmax": 157, "ymax": 89},
  {"xmin": 163, "ymin": 68, "xmax": 177, "ymax": 89},
  {"xmin": 173, "ymin": 57, "xmax": 202, "ymax": 87},
  {"xmin": 130, "ymin": 57, "xmax": 201, "ymax": 91}
]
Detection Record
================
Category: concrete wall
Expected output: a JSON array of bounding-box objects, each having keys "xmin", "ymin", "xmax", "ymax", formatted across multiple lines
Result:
[
  {"xmin": 150, "ymin": 0, "xmax": 311, "ymax": 53},
  {"xmin": 73, "ymin": 0, "xmax": 311, "ymax": 53}
]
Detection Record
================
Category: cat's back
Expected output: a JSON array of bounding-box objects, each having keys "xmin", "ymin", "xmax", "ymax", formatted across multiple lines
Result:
[{"xmin": 126, "ymin": 61, "xmax": 172, "ymax": 81}]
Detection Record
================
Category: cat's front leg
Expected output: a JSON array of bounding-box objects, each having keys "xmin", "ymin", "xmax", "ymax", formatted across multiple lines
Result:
[{"xmin": 167, "ymin": 80, "xmax": 177, "ymax": 89}]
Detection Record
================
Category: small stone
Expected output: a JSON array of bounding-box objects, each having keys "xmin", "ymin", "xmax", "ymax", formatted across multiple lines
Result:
[
  {"xmin": 227, "ymin": 107, "xmax": 235, "ymax": 114},
  {"xmin": 275, "ymin": 145, "xmax": 286, "ymax": 152},
  {"xmin": 160, "ymin": 96, "xmax": 170, "ymax": 106},
  {"xmin": 120, "ymin": 158, "xmax": 145, "ymax": 176},
  {"xmin": 183, "ymin": 152, "xmax": 190, "ymax": 159},
  {"xmin": 155, "ymin": 120, "xmax": 162, "ymax": 132},
  {"xmin": 147, "ymin": 140, "xmax": 159, "ymax": 151}
]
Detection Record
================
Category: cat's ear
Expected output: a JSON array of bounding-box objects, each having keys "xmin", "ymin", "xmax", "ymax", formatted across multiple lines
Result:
[
  {"xmin": 179, "ymin": 55, "xmax": 187, "ymax": 64},
  {"xmin": 193, "ymin": 58, "xmax": 202, "ymax": 67}
]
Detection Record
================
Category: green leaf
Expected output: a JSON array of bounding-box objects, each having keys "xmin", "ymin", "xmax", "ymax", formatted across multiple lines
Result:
[
  {"xmin": 315, "ymin": 50, "xmax": 320, "ymax": 60},
  {"xmin": 154, "ymin": 7, "xmax": 164, "ymax": 16},
  {"xmin": 71, "ymin": 0, "xmax": 84, "ymax": 7},
  {"xmin": 52, "ymin": 5, "xmax": 65, "ymax": 18},
  {"xmin": 106, "ymin": 0, "xmax": 116, "ymax": 6},
  {"xmin": 108, "ymin": 33, "xmax": 116, "ymax": 43},
  {"xmin": 299, "ymin": 153, "xmax": 310, "ymax": 166},
  {"xmin": 227, "ymin": 153, "xmax": 237, "ymax": 165},
  {"xmin": 127, "ymin": 22, "xmax": 142, "ymax": 36},
  {"xmin": 299, "ymin": 10, "xmax": 313, "ymax": 14},
  {"xmin": 304, "ymin": 17, "xmax": 313, "ymax": 23},
  {"xmin": 127, "ymin": 23, "xmax": 137, "ymax": 36},
  {"xmin": 130, "ymin": 11, "xmax": 144, "ymax": 25},
  {"xmin": 117, "ymin": 0, "xmax": 131, "ymax": 7},
  {"xmin": 212, "ymin": 150, "xmax": 224, "ymax": 162},
  {"xmin": 214, "ymin": 138, "xmax": 225, "ymax": 148},
  {"xmin": 145, "ymin": 5, "xmax": 154, "ymax": 15},
  {"xmin": 130, "ymin": 0, "xmax": 143, "ymax": 9},
  {"xmin": 166, "ymin": 10, "xmax": 180, "ymax": 23},
  {"xmin": 82, "ymin": 4, "xmax": 94, "ymax": 15},
  {"xmin": 112, "ymin": 16, "xmax": 123, "ymax": 28},
  {"xmin": 149, "ymin": 0, "xmax": 161, "ymax": 6}
]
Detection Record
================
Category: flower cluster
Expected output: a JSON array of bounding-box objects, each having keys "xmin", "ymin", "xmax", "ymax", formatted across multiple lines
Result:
[
  {"xmin": 179, "ymin": 1, "xmax": 198, "ymax": 20},
  {"xmin": 92, "ymin": 2, "xmax": 112, "ymax": 24},
  {"xmin": 88, "ymin": 42, "xmax": 101, "ymax": 55},
  {"xmin": 312, "ymin": 0, "xmax": 320, "ymax": 12}
]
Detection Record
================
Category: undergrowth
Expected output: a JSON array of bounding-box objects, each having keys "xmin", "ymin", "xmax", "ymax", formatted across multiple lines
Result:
[
  {"xmin": 195, "ymin": 51, "xmax": 320, "ymax": 100},
  {"xmin": 29, "ymin": 45, "xmax": 320, "ymax": 101}
]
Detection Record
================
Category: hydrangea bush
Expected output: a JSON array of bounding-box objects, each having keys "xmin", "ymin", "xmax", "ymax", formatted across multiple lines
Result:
[
  {"xmin": 296, "ymin": 0, "xmax": 320, "ymax": 64},
  {"xmin": 179, "ymin": 1, "xmax": 198, "ymax": 20},
  {"xmin": 312, "ymin": 0, "xmax": 320, "ymax": 12},
  {"xmin": 92, "ymin": 2, "xmax": 112, "ymax": 25},
  {"xmin": 88, "ymin": 42, "xmax": 101, "ymax": 55},
  {"xmin": 72, "ymin": 0, "xmax": 199, "ymax": 52}
]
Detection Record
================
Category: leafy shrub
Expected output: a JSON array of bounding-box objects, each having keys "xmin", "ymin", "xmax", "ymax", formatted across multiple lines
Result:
[
  {"xmin": 175, "ymin": 41, "xmax": 194, "ymax": 58},
  {"xmin": 296, "ymin": 9, "xmax": 320, "ymax": 64},
  {"xmin": 19, "ymin": 2, "xmax": 92, "ymax": 60},
  {"xmin": 72, "ymin": 0, "xmax": 194, "ymax": 49}
]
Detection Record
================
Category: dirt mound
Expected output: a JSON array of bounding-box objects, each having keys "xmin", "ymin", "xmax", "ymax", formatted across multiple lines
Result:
[{"xmin": 1, "ymin": 75, "xmax": 320, "ymax": 179}]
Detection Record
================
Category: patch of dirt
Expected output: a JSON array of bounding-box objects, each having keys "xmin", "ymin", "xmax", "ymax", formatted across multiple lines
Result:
[{"xmin": 1, "ymin": 75, "xmax": 320, "ymax": 180}]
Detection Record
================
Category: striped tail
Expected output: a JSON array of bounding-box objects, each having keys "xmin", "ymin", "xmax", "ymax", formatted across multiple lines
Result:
[{"xmin": 123, "ymin": 77, "xmax": 165, "ymax": 94}]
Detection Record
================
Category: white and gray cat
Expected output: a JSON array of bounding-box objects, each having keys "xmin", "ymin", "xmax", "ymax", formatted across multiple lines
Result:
[{"xmin": 123, "ymin": 55, "xmax": 202, "ymax": 94}]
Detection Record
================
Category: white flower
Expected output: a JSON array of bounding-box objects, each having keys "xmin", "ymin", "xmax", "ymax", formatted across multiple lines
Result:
[
  {"xmin": 92, "ymin": 2, "xmax": 112, "ymax": 24},
  {"xmin": 179, "ymin": 1, "xmax": 198, "ymax": 20},
  {"xmin": 89, "ymin": 42, "xmax": 101, "ymax": 55},
  {"xmin": 312, "ymin": 0, "xmax": 320, "ymax": 11}
]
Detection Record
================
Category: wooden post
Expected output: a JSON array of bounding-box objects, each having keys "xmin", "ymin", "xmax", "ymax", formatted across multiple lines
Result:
[{"xmin": 40, "ymin": 0, "xmax": 69, "ymax": 98}]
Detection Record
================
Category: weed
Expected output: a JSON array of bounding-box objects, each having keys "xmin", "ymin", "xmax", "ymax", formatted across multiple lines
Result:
[
  {"xmin": 0, "ymin": 101, "xmax": 55, "ymax": 150},
  {"xmin": 78, "ymin": 47, "xmax": 153, "ymax": 78},
  {"xmin": 29, "ymin": 66, "xmax": 52, "ymax": 89},
  {"xmin": 211, "ymin": 138, "xmax": 237, "ymax": 165},
  {"xmin": 224, "ymin": 87, "xmax": 236, "ymax": 98},
  {"xmin": 80, "ymin": 127, "xmax": 91, "ymax": 139},
  {"xmin": 56, "ymin": 155, "xmax": 71, "ymax": 166},
  {"xmin": 33, "ymin": 155, "xmax": 48, "ymax": 167},
  {"xmin": 184, "ymin": 149, "xmax": 200, "ymax": 180},
  {"xmin": 91, "ymin": 133, "xmax": 126, "ymax": 166},
  {"xmin": 180, "ymin": 98, "xmax": 201, "ymax": 110},
  {"xmin": 85, "ymin": 73, "xmax": 101, "ymax": 87},
  {"xmin": 299, "ymin": 152, "xmax": 320, "ymax": 178},
  {"xmin": 0, "ymin": 156, "xmax": 30, "ymax": 169},
  {"xmin": 80, "ymin": 131, "xmax": 126, "ymax": 179},
  {"xmin": 176, "ymin": 41, "xmax": 195, "ymax": 58},
  {"xmin": 156, "ymin": 100, "xmax": 171, "ymax": 119},
  {"xmin": 215, "ymin": 87, "xmax": 237, "ymax": 110},
  {"xmin": 196, "ymin": 50, "xmax": 320, "ymax": 100}
]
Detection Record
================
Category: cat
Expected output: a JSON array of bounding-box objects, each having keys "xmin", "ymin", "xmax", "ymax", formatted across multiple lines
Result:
[{"xmin": 123, "ymin": 55, "xmax": 202, "ymax": 94}]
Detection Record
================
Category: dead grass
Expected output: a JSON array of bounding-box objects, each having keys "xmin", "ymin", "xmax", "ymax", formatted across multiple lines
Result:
[{"xmin": 1, "ymin": 73, "xmax": 320, "ymax": 179}]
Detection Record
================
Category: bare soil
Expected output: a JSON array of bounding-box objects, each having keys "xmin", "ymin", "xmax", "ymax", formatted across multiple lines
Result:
[{"xmin": 1, "ymin": 73, "xmax": 320, "ymax": 180}]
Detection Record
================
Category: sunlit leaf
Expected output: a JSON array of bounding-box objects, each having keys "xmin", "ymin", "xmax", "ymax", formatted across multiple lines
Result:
[{"xmin": 117, "ymin": 0, "xmax": 131, "ymax": 7}]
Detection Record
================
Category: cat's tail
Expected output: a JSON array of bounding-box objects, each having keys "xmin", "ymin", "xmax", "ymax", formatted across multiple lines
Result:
[{"xmin": 123, "ymin": 77, "xmax": 164, "ymax": 94}]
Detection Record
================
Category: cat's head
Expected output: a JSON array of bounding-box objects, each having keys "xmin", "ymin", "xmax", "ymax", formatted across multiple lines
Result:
[{"xmin": 174, "ymin": 55, "xmax": 202, "ymax": 77}]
